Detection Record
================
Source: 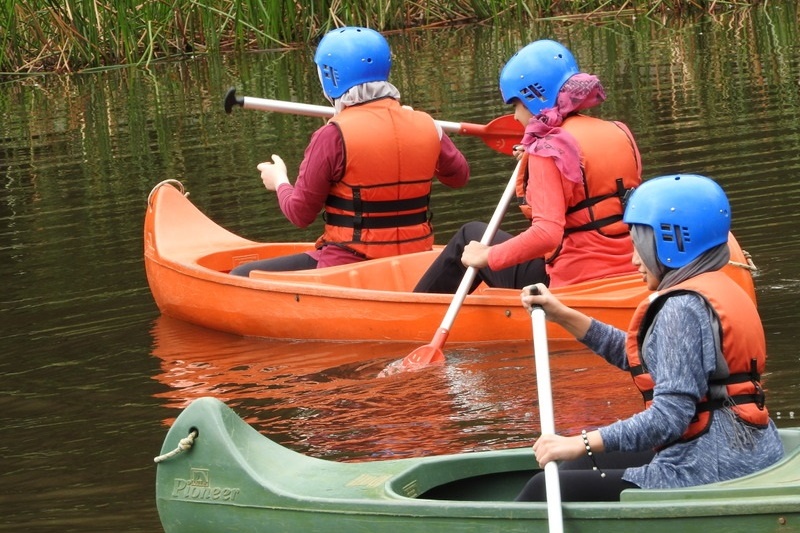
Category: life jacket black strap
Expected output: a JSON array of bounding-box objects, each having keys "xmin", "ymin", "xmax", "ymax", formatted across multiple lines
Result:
[
  {"xmin": 565, "ymin": 191, "xmax": 617, "ymax": 214},
  {"xmin": 565, "ymin": 177, "xmax": 634, "ymax": 214},
  {"xmin": 561, "ymin": 178, "xmax": 635, "ymax": 237},
  {"xmin": 635, "ymin": 367, "xmax": 766, "ymax": 410},
  {"xmin": 326, "ymin": 193, "xmax": 430, "ymax": 214},
  {"xmin": 696, "ymin": 393, "xmax": 765, "ymax": 413},
  {"xmin": 324, "ymin": 211, "xmax": 429, "ymax": 229},
  {"xmin": 708, "ymin": 370, "xmax": 761, "ymax": 387},
  {"xmin": 564, "ymin": 214, "xmax": 624, "ymax": 236}
]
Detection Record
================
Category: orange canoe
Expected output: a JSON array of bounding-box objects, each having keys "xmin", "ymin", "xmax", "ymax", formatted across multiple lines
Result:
[{"xmin": 144, "ymin": 180, "xmax": 758, "ymax": 344}]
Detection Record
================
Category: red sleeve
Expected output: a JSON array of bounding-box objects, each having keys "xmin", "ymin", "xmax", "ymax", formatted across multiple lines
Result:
[
  {"xmin": 434, "ymin": 134, "xmax": 469, "ymax": 188},
  {"xmin": 487, "ymin": 156, "xmax": 574, "ymax": 270},
  {"xmin": 276, "ymin": 124, "xmax": 344, "ymax": 228}
]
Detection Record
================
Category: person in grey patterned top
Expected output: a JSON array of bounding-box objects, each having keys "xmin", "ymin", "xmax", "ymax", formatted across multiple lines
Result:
[{"xmin": 516, "ymin": 174, "xmax": 783, "ymax": 502}]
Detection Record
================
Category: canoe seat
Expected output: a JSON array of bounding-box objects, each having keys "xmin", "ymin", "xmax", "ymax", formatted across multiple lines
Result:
[{"xmin": 385, "ymin": 448, "xmax": 537, "ymax": 502}]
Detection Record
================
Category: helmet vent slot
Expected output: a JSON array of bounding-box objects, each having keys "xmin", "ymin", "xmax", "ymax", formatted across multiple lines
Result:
[
  {"xmin": 521, "ymin": 83, "xmax": 546, "ymax": 103},
  {"xmin": 659, "ymin": 223, "xmax": 691, "ymax": 252},
  {"xmin": 320, "ymin": 65, "xmax": 339, "ymax": 90}
]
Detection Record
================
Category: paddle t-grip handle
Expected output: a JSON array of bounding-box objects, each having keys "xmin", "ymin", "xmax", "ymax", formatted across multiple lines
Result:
[
  {"xmin": 224, "ymin": 87, "xmax": 244, "ymax": 114},
  {"xmin": 528, "ymin": 284, "xmax": 543, "ymax": 312}
]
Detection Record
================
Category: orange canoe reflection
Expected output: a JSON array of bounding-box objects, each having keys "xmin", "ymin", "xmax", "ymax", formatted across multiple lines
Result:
[{"xmin": 150, "ymin": 315, "xmax": 641, "ymax": 460}]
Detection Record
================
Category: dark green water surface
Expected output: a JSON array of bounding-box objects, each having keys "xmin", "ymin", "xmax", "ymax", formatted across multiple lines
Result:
[{"xmin": 1, "ymin": 7, "xmax": 799, "ymax": 531}]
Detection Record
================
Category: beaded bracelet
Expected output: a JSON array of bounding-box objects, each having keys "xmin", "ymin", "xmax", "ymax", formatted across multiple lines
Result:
[{"xmin": 581, "ymin": 430, "xmax": 606, "ymax": 478}]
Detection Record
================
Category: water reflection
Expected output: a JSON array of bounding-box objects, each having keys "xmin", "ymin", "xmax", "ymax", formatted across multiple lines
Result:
[{"xmin": 150, "ymin": 315, "xmax": 641, "ymax": 460}]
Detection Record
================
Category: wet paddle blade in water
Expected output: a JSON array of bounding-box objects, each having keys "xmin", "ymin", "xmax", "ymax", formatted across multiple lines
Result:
[{"xmin": 378, "ymin": 331, "xmax": 447, "ymax": 377}]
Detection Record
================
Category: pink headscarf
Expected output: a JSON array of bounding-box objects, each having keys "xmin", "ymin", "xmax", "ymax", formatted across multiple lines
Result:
[{"xmin": 521, "ymin": 73, "xmax": 607, "ymax": 184}]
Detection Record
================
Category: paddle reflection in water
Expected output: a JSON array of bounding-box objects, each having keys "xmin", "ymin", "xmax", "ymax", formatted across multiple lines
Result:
[{"xmin": 150, "ymin": 316, "xmax": 641, "ymax": 461}]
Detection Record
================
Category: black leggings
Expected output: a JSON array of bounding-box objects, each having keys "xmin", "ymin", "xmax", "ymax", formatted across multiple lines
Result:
[
  {"xmin": 229, "ymin": 252, "xmax": 318, "ymax": 276},
  {"xmin": 414, "ymin": 221, "xmax": 548, "ymax": 293},
  {"xmin": 515, "ymin": 450, "xmax": 655, "ymax": 502}
]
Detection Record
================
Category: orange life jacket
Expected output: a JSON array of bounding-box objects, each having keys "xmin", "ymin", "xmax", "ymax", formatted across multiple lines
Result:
[
  {"xmin": 515, "ymin": 114, "xmax": 641, "ymax": 239},
  {"xmin": 317, "ymin": 98, "xmax": 441, "ymax": 259},
  {"xmin": 625, "ymin": 271, "xmax": 769, "ymax": 443}
]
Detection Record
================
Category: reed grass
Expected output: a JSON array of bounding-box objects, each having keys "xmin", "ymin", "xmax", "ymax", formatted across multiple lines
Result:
[{"xmin": 0, "ymin": 0, "xmax": 765, "ymax": 73}]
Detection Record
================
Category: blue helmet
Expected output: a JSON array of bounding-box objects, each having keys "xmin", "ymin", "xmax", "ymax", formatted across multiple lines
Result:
[
  {"xmin": 314, "ymin": 27, "xmax": 391, "ymax": 100},
  {"xmin": 623, "ymin": 174, "xmax": 731, "ymax": 268},
  {"xmin": 499, "ymin": 40, "xmax": 579, "ymax": 115}
]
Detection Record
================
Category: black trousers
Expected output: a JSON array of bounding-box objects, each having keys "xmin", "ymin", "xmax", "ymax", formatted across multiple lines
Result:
[
  {"xmin": 414, "ymin": 221, "xmax": 548, "ymax": 293},
  {"xmin": 229, "ymin": 252, "xmax": 318, "ymax": 276},
  {"xmin": 515, "ymin": 449, "xmax": 656, "ymax": 502}
]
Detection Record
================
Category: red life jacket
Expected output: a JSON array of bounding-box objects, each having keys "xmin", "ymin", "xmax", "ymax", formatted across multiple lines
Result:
[
  {"xmin": 625, "ymin": 271, "xmax": 769, "ymax": 443},
  {"xmin": 317, "ymin": 98, "xmax": 441, "ymax": 259},
  {"xmin": 515, "ymin": 115, "xmax": 641, "ymax": 251}
]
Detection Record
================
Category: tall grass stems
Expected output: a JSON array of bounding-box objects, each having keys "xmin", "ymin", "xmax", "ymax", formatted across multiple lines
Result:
[{"xmin": 0, "ymin": 0, "xmax": 767, "ymax": 73}]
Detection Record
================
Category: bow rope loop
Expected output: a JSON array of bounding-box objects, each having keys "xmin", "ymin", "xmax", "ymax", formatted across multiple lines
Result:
[
  {"xmin": 147, "ymin": 179, "xmax": 188, "ymax": 206},
  {"xmin": 728, "ymin": 249, "xmax": 758, "ymax": 273},
  {"xmin": 153, "ymin": 429, "xmax": 198, "ymax": 463}
]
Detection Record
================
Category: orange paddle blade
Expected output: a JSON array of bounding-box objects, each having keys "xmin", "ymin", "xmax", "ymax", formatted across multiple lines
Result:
[
  {"xmin": 459, "ymin": 114, "xmax": 523, "ymax": 155},
  {"xmin": 378, "ymin": 328, "xmax": 448, "ymax": 377}
]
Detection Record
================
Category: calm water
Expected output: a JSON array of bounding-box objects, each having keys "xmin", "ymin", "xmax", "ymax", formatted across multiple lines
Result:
[{"xmin": 2, "ymin": 7, "xmax": 800, "ymax": 532}]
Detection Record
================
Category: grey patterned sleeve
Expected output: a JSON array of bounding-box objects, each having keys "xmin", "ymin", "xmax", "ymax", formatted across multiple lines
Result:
[{"xmin": 580, "ymin": 318, "xmax": 629, "ymax": 371}]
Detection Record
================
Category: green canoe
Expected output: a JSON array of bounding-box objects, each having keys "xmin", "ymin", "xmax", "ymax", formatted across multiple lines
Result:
[{"xmin": 155, "ymin": 397, "xmax": 800, "ymax": 533}]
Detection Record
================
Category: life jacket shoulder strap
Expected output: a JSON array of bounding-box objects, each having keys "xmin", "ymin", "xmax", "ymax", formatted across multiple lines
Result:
[{"xmin": 563, "ymin": 177, "xmax": 636, "ymax": 235}]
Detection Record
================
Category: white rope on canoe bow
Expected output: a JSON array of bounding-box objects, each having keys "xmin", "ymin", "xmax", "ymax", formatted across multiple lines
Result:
[
  {"xmin": 147, "ymin": 179, "xmax": 188, "ymax": 206},
  {"xmin": 729, "ymin": 249, "xmax": 758, "ymax": 273},
  {"xmin": 154, "ymin": 429, "xmax": 197, "ymax": 463}
]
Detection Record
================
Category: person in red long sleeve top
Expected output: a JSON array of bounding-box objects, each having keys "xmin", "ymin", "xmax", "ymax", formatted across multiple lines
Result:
[
  {"xmin": 414, "ymin": 39, "xmax": 641, "ymax": 293},
  {"xmin": 231, "ymin": 27, "xmax": 469, "ymax": 276}
]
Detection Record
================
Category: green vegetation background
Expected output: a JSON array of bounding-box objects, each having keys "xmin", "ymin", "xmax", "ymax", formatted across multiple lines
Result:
[{"xmin": 0, "ymin": 0, "xmax": 767, "ymax": 73}]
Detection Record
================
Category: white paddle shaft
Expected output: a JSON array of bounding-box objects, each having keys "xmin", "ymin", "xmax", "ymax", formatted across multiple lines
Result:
[
  {"xmin": 241, "ymin": 96, "xmax": 463, "ymax": 135},
  {"xmin": 532, "ymin": 306, "xmax": 563, "ymax": 533},
  {"xmin": 438, "ymin": 159, "xmax": 522, "ymax": 329}
]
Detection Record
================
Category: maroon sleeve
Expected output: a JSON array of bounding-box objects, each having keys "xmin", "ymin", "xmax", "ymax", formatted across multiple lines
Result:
[
  {"xmin": 275, "ymin": 123, "xmax": 344, "ymax": 228},
  {"xmin": 434, "ymin": 133, "xmax": 469, "ymax": 188}
]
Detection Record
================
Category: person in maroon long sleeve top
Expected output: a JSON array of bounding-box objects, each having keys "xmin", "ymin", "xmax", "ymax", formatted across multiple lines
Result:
[{"xmin": 230, "ymin": 27, "xmax": 469, "ymax": 276}]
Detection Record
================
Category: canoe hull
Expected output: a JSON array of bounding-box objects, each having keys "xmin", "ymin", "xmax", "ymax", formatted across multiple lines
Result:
[
  {"xmin": 145, "ymin": 253, "xmax": 644, "ymax": 343},
  {"xmin": 155, "ymin": 397, "xmax": 800, "ymax": 533},
  {"xmin": 144, "ymin": 181, "xmax": 757, "ymax": 343}
]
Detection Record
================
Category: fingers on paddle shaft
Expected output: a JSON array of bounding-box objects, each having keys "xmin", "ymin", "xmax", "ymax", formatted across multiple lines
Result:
[{"xmin": 528, "ymin": 284, "xmax": 544, "ymax": 312}]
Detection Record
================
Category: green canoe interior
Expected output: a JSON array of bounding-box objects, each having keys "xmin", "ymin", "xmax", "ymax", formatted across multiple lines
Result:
[{"xmin": 393, "ymin": 429, "xmax": 800, "ymax": 502}]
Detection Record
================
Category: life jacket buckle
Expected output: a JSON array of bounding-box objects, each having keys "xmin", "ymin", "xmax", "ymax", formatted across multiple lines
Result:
[
  {"xmin": 617, "ymin": 177, "xmax": 635, "ymax": 208},
  {"xmin": 753, "ymin": 381, "xmax": 766, "ymax": 410}
]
